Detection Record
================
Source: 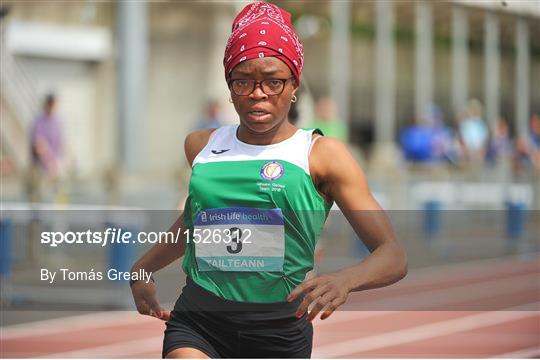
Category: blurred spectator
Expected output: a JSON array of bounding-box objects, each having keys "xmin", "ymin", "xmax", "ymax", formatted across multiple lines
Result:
[
  {"xmin": 485, "ymin": 117, "xmax": 512, "ymax": 166},
  {"xmin": 309, "ymin": 97, "xmax": 347, "ymax": 141},
  {"xmin": 399, "ymin": 122, "xmax": 434, "ymax": 162},
  {"xmin": 458, "ymin": 99, "xmax": 489, "ymax": 162},
  {"xmin": 28, "ymin": 93, "xmax": 66, "ymax": 203},
  {"xmin": 196, "ymin": 99, "xmax": 224, "ymax": 129},
  {"xmin": 399, "ymin": 104, "xmax": 458, "ymax": 164},
  {"xmin": 30, "ymin": 93, "xmax": 64, "ymax": 179},
  {"xmin": 426, "ymin": 104, "xmax": 460, "ymax": 164},
  {"xmin": 515, "ymin": 114, "xmax": 540, "ymax": 171}
]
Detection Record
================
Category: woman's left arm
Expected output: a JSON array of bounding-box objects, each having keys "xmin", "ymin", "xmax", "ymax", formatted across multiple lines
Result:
[{"xmin": 288, "ymin": 137, "xmax": 408, "ymax": 321}]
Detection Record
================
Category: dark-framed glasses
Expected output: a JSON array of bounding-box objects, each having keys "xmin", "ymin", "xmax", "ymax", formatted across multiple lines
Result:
[{"xmin": 228, "ymin": 77, "xmax": 294, "ymax": 96}]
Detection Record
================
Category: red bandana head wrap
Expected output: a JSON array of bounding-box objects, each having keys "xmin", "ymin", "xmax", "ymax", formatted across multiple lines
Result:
[{"xmin": 223, "ymin": 2, "xmax": 304, "ymax": 83}]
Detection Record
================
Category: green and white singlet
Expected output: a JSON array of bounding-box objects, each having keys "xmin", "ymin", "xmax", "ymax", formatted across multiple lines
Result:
[{"xmin": 182, "ymin": 124, "xmax": 333, "ymax": 302}]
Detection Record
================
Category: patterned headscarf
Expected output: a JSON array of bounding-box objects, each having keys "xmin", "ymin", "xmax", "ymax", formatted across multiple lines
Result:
[{"xmin": 223, "ymin": 2, "xmax": 304, "ymax": 83}]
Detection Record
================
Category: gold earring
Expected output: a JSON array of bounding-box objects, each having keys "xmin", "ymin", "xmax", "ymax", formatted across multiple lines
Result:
[
  {"xmin": 291, "ymin": 95, "xmax": 297, "ymax": 103},
  {"xmin": 228, "ymin": 98, "xmax": 233, "ymax": 103}
]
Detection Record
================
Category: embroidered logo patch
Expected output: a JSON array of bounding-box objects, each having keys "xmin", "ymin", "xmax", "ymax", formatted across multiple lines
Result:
[{"xmin": 260, "ymin": 161, "xmax": 284, "ymax": 180}]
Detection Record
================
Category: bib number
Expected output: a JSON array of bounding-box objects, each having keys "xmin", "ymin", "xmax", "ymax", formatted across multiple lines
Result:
[
  {"xmin": 226, "ymin": 227, "xmax": 243, "ymax": 254},
  {"xmin": 193, "ymin": 208, "xmax": 284, "ymax": 272}
]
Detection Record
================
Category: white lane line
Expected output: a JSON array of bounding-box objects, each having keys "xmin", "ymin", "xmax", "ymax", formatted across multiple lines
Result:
[
  {"xmin": 313, "ymin": 311, "xmax": 399, "ymax": 326},
  {"xmin": 309, "ymin": 270, "xmax": 538, "ymax": 327},
  {"xmin": 36, "ymin": 310, "xmax": 539, "ymax": 359},
  {"xmin": 312, "ymin": 310, "xmax": 539, "ymax": 358},
  {"xmin": 3, "ymin": 270, "xmax": 537, "ymax": 341},
  {"xmin": 403, "ymin": 254, "xmax": 539, "ymax": 284},
  {"xmin": 344, "ymin": 273, "xmax": 539, "ymax": 311},
  {"xmin": 313, "ymin": 272, "xmax": 538, "ymax": 328},
  {"xmin": 348, "ymin": 256, "xmax": 539, "ymax": 302},
  {"xmin": 2, "ymin": 255, "xmax": 537, "ymax": 340},
  {"xmin": 492, "ymin": 346, "xmax": 540, "ymax": 358},
  {"xmin": 18, "ymin": 300, "xmax": 540, "ymax": 359},
  {"xmin": 0, "ymin": 311, "xmax": 159, "ymax": 340},
  {"xmin": 39, "ymin": 336, "xmax": 163, "ymax": 358}
]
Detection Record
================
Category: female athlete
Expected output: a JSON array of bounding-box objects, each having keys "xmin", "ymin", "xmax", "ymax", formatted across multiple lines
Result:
[{"xmin": 130, "ymin": 2, "xmax": 407, "ymax": 358}]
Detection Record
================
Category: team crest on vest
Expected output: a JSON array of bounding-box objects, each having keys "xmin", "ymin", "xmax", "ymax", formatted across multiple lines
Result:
[{"xmin": 260, "ymin": 161, "xmax": 284, "ymax": 180}]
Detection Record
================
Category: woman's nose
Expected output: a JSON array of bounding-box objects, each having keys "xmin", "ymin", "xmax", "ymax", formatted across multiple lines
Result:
[{"xmin": 249, "ymin": 83, "xmax": 268, "ymax": 100}]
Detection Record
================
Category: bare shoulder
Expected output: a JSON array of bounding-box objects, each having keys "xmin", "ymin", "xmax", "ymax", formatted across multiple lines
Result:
[
  {"xmin": 311, "ymin": 135, "xmax": 349, "ymax": 153},
  {"xmin": 309, "ymin": 136, "xmax": 373, "ymax": 209},
  {"xmin": 309, "ymin": 136, "xmax": 365, "ymax": 203},
  {"xmin": 184, "ymin": 128, "xmax": 216, "ymax": 166},
  {"xmin": 309, "ymin": 136, "xmax": 355, "ymax": 177}
]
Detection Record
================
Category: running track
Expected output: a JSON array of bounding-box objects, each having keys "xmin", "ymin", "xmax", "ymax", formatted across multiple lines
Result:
[{"xmin": 1, "ymin": 255, "xmax": 539, "ymax": 358}]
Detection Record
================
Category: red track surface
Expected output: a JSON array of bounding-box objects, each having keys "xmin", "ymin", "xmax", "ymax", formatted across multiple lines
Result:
[{"xmin": 1, "ymin": 256, "xmax": 539, "ymax": 358}]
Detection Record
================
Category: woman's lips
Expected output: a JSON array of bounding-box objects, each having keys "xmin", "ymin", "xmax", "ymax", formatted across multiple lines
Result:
[{"xmin": 247, "ymin": 111, "xmax": 272, "ymax": 122}]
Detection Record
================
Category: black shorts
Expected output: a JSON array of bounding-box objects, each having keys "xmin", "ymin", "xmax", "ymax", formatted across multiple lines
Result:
[{"xmin": 162, "ymin": 277, "xmax": 313, "ymax": 358}]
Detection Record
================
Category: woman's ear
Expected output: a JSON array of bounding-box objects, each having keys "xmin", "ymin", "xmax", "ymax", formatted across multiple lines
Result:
[{"xmin": 291, "ymin": 80, "xmax": 299, "ymax": 96}]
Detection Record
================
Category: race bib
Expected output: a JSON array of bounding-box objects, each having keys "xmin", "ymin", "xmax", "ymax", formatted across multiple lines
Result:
[{"xmin": 193, "ymin": 207, "xmax": 284, "ymax": 272}]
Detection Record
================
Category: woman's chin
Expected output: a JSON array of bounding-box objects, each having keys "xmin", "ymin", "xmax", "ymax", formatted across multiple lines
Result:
[{"xmin": 242, "ymin": 119, "xmax": 278, "ymax": 133}]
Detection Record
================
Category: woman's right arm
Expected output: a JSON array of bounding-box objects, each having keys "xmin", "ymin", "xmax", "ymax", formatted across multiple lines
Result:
[
  {"xmin": 130, "ymin": 213, "xmax": 187, "ymax": 321},
  {"xmin": 130, "ymin": 128, "xmax": 215, "ymax": 321},
  {"xmin": 131, "ymin": 214, "xmax": 187, "ymax": 276}
]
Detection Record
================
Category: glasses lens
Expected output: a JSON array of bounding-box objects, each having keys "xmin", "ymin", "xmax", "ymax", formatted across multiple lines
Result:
[
  {"xmin": 232, "ymin": 80, "xmax": 254, "ymax": 95},
  {"xmin": 261, "ymin": 79, "xmax": 285, "ymax": 95}
]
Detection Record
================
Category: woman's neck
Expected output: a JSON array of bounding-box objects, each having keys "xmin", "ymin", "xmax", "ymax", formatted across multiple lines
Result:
[{"xmin": 236, "ymin": 120, "xmax": 297, "ymax": 145}]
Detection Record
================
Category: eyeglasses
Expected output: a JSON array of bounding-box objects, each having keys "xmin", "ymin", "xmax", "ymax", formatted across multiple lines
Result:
[{"xmin": 228, "ymin": 77, "xmax": 294, "ymax": 96}]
